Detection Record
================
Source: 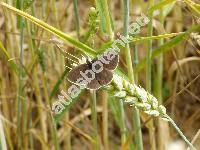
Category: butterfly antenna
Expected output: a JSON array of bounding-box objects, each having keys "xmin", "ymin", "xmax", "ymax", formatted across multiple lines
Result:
[
  {"xmin": 65, "ymin": 56, "xmax": 79, "ymax": 65},
  {"xmin": 64, "ymin": 64, "xmax": 72, "ymax": 70},
  {"xmin": 82, "ymin": 53, "xmax": 92, "ymax": 62},
  {"xmin": 52, "ymin": 41, "xmax": 82, "ymax": 62},
  {"xmin": 63, "ymin": 50, "xmax": 82, "ymax": 62}
]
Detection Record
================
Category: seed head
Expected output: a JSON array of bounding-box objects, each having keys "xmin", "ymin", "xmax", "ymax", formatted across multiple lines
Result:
[{"xmin": 110, "ymin": 74, "xmax": 169, "ymax": 120}]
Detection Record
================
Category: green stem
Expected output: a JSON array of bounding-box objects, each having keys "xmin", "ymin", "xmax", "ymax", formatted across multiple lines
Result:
[
  {"xmin": 95, "ymin": 1, "xmax": 111, "ymax": 149},
  {"xmin": 156, "ymin": 1, "xmax": 164, "ymax": 103},
  {"xmin": 73, "ymin": 0, "xmax": 80, "ymax": 39},
  {"xmin": 27, "ymin": 5, "xmax": 50, "ymax": 148},
  {"xmin": 50, "ymin": 0, "xmax": 60, "ymax": 29},
  {"xmin": 123, "ymin": 0, "xmax": 143, "ymax": 149},
  {"xmin": 17, "ymin": 0, "xmax": 26, "ymax": 148},
  {"xmin": 133, "ymin": 45, "xmax": 139, "ymax": 82},
  {"xmin": 132, "ymin": 107, "xmax": 143, "ymax": 150},
  {"xmin": 90, "ymin": 91, "xmax": 99, "ymax": 150},
  {"xmin": 119, "ymin": 100, "xmax": 126, "ymax": 143},
  {"xmin": 146, "ymin": 1, "xmax": 153, "ymax": 93},
  {"xmin": 156, "ymin": 2, "xmax": 169, "ymax": 150},
  {"xmin": 102, "ymin": 92, "xmax": 109, "ymax": 150},
  {"xmin": 157, "ymin": 16, "xmax": 164, "ymax": 150},
  {"xmin": 101, "ymin": 0, "xmax": 113, "ymax": 38},
  {"xmin": 146, "ymin": 0, "xmax": 156, "ymax": 149},
  {"xmin": 165, "ymin": 115, "xmax": 196, "ymax": 150},
  {"xmin": 49, "ymin": 111, "xmax": 60, "ymax": 150}
]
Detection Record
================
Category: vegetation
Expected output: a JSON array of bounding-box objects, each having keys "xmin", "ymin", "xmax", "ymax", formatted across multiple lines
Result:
[{"xmin": 0, "ymin": 0, "xmax": 199, "ymax": 149}]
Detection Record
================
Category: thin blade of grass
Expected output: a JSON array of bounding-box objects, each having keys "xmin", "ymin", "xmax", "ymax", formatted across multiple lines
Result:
[
  {"xmin": 184, "ymin": 0, "xmax": 200, "ymax": 16},
  {"xmin": 73, "ymin": 0, "xmax": 80, "ymax": 38},
  {"xmin": 148, "ymin": 0, "xmax": 176, "ymax": 14},
  {"xmin": 95, "ymin": 0, "xmax": 106, "ymax": 33},
  {"xmin": 97, "ymin": 32, "xmax": 184, "ymax": 52},
  {"xmin": 135, "ymin": 24, "xmax": 200, "ymax": 72},
  {"xmin": 0, "ymin": 41, "xmax": 19, "ymax": 74},
  {"xmin": 0, "ymin": 2, "xmax": 97, "ymax": 57}
]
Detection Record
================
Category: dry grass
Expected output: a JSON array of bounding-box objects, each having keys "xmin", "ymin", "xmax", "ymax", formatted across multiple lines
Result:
[{"xmin": 0, "ymin": 0, "xmax": 200, "ymax": 150}]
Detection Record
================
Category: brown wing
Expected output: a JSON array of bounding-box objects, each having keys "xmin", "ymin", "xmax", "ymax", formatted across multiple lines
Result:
[
  {"xmin": 102, "ymin": 54, "xmax": 119, "ymax": 70},
  {"xmin": 67, "ymin": 64, "xmax": 89, "ymax": 83},
  {"xmin": 87, "ymin": 69, "xmax": 113, "ymax": 89},
  {"xmin": 67, "ymin": 55, "xmax": 116, "ymax": 90},
  {"xmin": 92, "ymin": 54, "xmax": 119, "ymax": 71},
  {"xmin": 67, "ymin": 63, "xmax": 101, "ymax": 90},
  {"xmin": 96, "ymin": 68, "xmax": 113, "ymax": 86}
]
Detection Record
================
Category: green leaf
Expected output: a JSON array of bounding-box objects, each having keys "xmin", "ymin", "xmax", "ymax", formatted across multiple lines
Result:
[
  {"xmin": 0, "ymin": 41, "xmax": 19, "ymax": 75},
  {"xmin": 134, "ymin": 24, "xmax": 200, "ymax": 72},
  {"xmin": 184, "ymin": 0, "xmax": 200, "ymax": 16},
  {"xmin": 95, "ymin": 0, "xmax": 106, "ymax": 33},
  {"xmin": 50, "ymin": 68, "xmax": 69, "ymax": 100},
  {"xmin": 163, "ymin": 1, "xmax": 176, "ymax": 18},
  {"xmin": 97, "ymin": 32, "xmax": 184, "ymax": 53},
  {"xmin": 148, "ymin": 0, "xmax": 176, "ymax": 14}
]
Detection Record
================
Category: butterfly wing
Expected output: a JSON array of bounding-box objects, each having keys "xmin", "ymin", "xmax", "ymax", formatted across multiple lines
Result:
[
  {"xmin": 96, "ymin": 68, "xmax": 113, "ymax": 86},
  {"xmin": 67, "ymin": 51, "xmax": 118, "ymax": 90},
  {"xmin": 102, "ymin": 54, "xmax": 119, "ymax": 70},
  {"xmin": 67, "ymin": 64, "xmax": 89, "ymax": 83},
  {"xmin": 67, "ymin": 63, "xmax": 101, "ymax": 90},
  {"xmin": 92, "ymin": 54, "xmax": 119, "ymax": 71},
  {"xmin": 87, "ymin": 68, "xmax": 113, "ymax": 89}
]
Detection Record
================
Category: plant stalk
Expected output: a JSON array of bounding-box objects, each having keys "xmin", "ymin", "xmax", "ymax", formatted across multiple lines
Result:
[
  {"xmin": 73, "ymin": 0, "xmax": 80, "ymax": 39},
  {"xmin": 165, "ymin": 115, "xmax": 196, "ymax": 150},
  {"xmin": 102, "ymin": 92, "xmax": 109, "ymax": 150},
  {"xmin": 146, "ymin": 0, "xmax": 156, "ymax": 149},
  {"xmin": 156, "ymin": 2, "xmax": 170, "ymax": 149},
  {"xmin": 123, "ymin": 0, "xmax": 143, "ymax": 149},
  {"xmin": 101, "ymin": 0, "xmax": 113, "ymax": 39},
  {"xmin": 90, "ymin": 91, "xmax": 99, "ymax": 150}
]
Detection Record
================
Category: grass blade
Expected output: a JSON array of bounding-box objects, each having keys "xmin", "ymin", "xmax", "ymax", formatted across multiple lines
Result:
[
  {"xmin": 134, "ymin": 24, "xmax": 200, "ymax": 72},
  {"xmin": 0, "ymin": 2, "xmax": 96, "ymax": 57}
]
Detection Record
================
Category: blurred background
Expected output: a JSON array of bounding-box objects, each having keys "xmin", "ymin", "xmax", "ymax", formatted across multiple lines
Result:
[{"xmin": 0, "ymin": 0, "xmax": 200, "ymax": 150}]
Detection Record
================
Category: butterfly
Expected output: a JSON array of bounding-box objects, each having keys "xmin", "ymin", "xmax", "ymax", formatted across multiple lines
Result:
[{"xmin": 67, "ymin": 50, "xmax": 119, "ymax": 90}]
